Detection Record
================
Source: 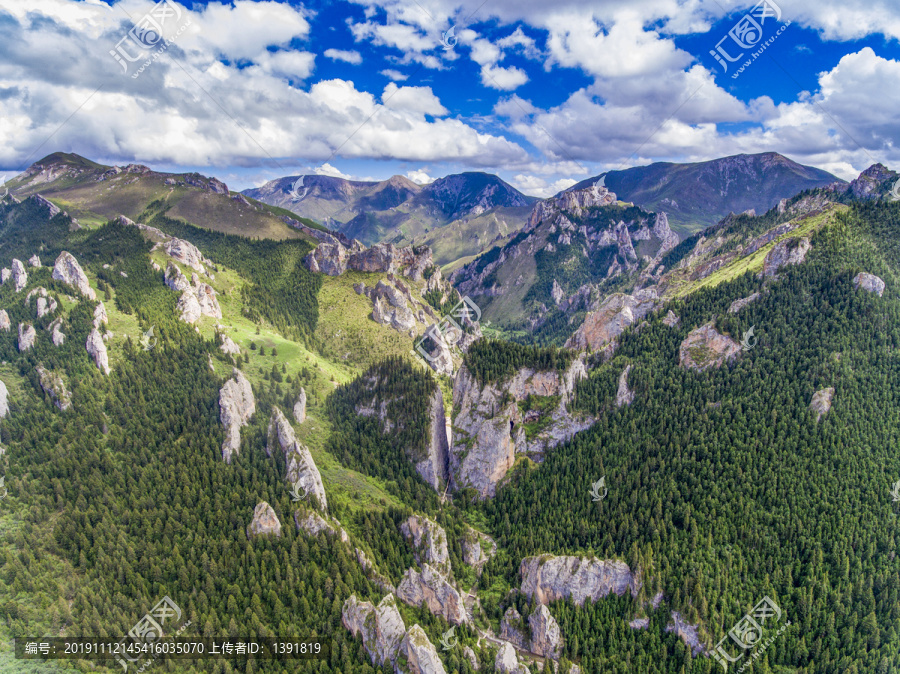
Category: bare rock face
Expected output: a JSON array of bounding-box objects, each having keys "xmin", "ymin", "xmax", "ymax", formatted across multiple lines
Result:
[
  {"xmin": 305, "ymin": 241, "xmax": 434, "ymax": 281},
  {"xmin": 0, "ymin": 269, "xmax": 8, "ymax": 284},
  {"xmin": 520, "ymin": 555, "xmax": 641, "ymax": 606},
  {"xmin": 853, "ymin": 272, "xmax": 885, "ymax": 297},
  {"xmin": 463, "ymin": 646, "xmax": 479, "ymax": 671},
  {"xmin": 500, "ymin": 607, "xmax": 527, "ymax": 649},
  {"xmin": 679, "ymin": 322, "xmax": 741, "ymax": 371},
  {"xmin": 629, "ymin": 617, "xmax": 650, "ymax": 630},
  {"xmin": 160, "ymin": 237, "xmax": 207, "ymax": 273},
  {"xmin": 810, "ymin": 387, "xmax": 835, "ymax": 422},
  {"xmin": 494, "ymin": 642, "xmax": 527, "ymax": 674},
  {"xmin": 305, "ymin": 243, "xmax": 349, "ymax": 276},
  {"xmin": 86, "ymin": 328, "xmax": 111, "ymax": 375},
  {"xmin": 0, "ymin": 379, "xmax": 9, "ymax": 418},
  {"xmin": 662, "ymin": 310, "xmax": 680, "ymax": 327},
  {"xmin": 164, "ymin": 262, "xmax": 191, "ymax": 292},
  {"xmin": 36, "ymin": 296, "xmax": 57, "ymax": 319},
  {"xmin": 616, "ymin": 364, "xmax": 634, "ymax": 408},
  {"xmin": 449, "ymin": 358, "xmax": 591, "ymax": 499},
  {"xmin": 28, "ymin": 255, "xmax": 40, "ymax": 267},
  {"xmin": 18, "ymin": 323, "xmax": 35, "ymax": 352},
  {"xmin": 10, "ymin": 259, "xmax": 27, "ymax": 293},
  {"xmin": 400, "ymin": 515, "xmax": 451, "ymax": 577},
  {"xmin": 36, "ymin": 365, "xmax": 72, "ymax": 411},
  {"xmin": 219, "ymin": 369, "xmax": 255, "ymax": 462},
  {"xmin": 93, "ymin": 301, "xmax": 108, "ymax": 328},
  {"xmin": 29, "ymin": 194, "xmax": 62, "ymax": 218},
  {"xmin": 342, "ymin": 594, "xmax": 408, "ymax": 669},
  {"xmin": 565, "ymin": 289, "xmax": 658, "ymax": 352},
  {"xmin": 728, "ymin": 292, "xmax": 760, "ymax": 314},
  {"xmin": 176, "ymin": 289, "xmax": 202, "ymax": 323},
  {"xmin": 219, "ymin": 334, "xmax": 241, "ymax": 355},
  {"xmin": 247, "ymin": 502, "xmax": 281, "ymax": 537},
  {"xmin": 48, "ymin": 318, "xmax": 65, "ymax": 346},
  {"xmin": 293, "ymin": 387, "xmax": 307, "ymax": 423},
  {"xmin": 0, "ymin": 310, "xmax": 9, "ymax": 331},
  {"xmin": 294, "ymin": 510, "xmax": 349, "ymax": 543},
  {"xmin": 397, "ymin": 624, "xmax": 448, "ymax": 674},
  {"xmin": 52, "ymin": 252, "xmax": 95, "ymax": 299},
  {"xmin": 665, "ymin": 611, "xmax": 705, "ymax": 655},
  {"xmin": 551, "ymin": 279, "xmax": 566, "ymax": 306},
  {"xmin": 416, "ymin": 389, "xmax": 449, "ymax": 490},
  {"xmin": 369, "ymin": 280, "xmax": 417, "ymax": 333},
  {"xmin": 529, "ymin": 604, "xmax": 563, "ymax": 660},
  {"xmin": 461, "ymin": 527, "xmax": 497, "ymax": 571},
  {"xmin": 761, "ymin": 237, "xmax": 811, "ymax": 278},
  {"xmin": 267, "ymin": 407, "xmax": 328, "ymax": 510},
  {"xmin": 397, "ymin": 563, "xmax": 469, "ymax": 625}
]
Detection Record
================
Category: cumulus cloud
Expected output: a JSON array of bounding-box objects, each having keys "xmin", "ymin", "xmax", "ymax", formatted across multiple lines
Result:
[
  {"xmin": 406, "ymin": 168, "xmax": 434, "ymax": 184},
  {"xmin": 382, "ymin": 83, "xmax": 448, "ymax": 116},
  {"xmin": 314, "ymin": 163, "xmax": 352, "ymax": 179},
  {"xmin": 511, "ymin": 174, "xmax": 577, "ymax": 197},
  {"xmin": 324, "ymin": 48, "xmax": 363, "ymax": 64}
]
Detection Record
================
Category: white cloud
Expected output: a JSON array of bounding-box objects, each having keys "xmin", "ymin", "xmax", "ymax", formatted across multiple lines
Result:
[
  {"xmin": 324, "ymin": 48, "xmax": 363, "ymax": 65},
  {"xmin": 406, "ymin": 169, "xmax": 434, "ymax": 184},
  {"xmin": 382, "ymin": 83, "xmax": 448, "ymax": 116},
  {"xmin": 511, "ymin": 174, "xmax": 577, "ymax": 197},
  {"xmin": 380, "ymin": 69, "xmax": 409, "ymax": 81},
  {"xmin": 314, "ymin": 163, "xmax": 352, "ymax": 179}
]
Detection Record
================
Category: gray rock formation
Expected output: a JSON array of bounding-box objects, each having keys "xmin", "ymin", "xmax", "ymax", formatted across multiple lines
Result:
[
  {"xmin": 551, "ymin": 279, "xmax": 566, "ymax": 306},
  {"xmin": 565, "ymin": 289, "xmax": 658, "ymax": 352},
  {"xmin": 86, "ymin": 328, "xmax": 111, "ymax": 375},
  {"xmin": 267, "ymin": 407, "xmax": 328, "ymax": 510},
  {"xmin": 219, "ymin": 334, "xmax": 241, "ymax": 355},
  {"xmin": 678, "ymin": 322, "xmax": 741, "ymax": 371},
  {"xmin": 369, "ymin": 280, "xmax": 417, "ymax": 333},
  {"xmin": 10, "ymin": 259, "xmax": 27, "ymax": 293},
  {"xmin": 728, "ymin": 292, "xmax": 760, "ymax": 313},
  {"xmin": 461, "ymin": 527, "xmax": 497, "ymax": 571},
  {"xmin": 761, "ymin": 237, "xmax": 811, "ymax": 278},
  {"xmin": 529, "ymin": 604, "xmax": 563, "ymax": 660},
  {"xmin": 616, "ymin": 364, "xmax": 634, "ymax": 408},
  {"xmin": 219, "ymin": 369, "xmax": 255, "ymax": 462},
  {"xmin": 810, "ymin": 387, "xmax": 835, "ymax": 422},
  {"xmin": 305, "ymin": 241, "xmax": 433, "ymax": 281},
  {"xmin": 397, "ymin": 563, "xmax": 469, "ymax": 625},
  {"xmin": 494, "ymin": 642, "xmax": 527, "ymax": 674},
  {"xmin": 397, "ymin": 624, "xmax": 447, "ymax": 674},
  {"xmin": 247, "ymin": 502, "xmax": 282, "ymax": 537},
  {"xmin": 93, "ymin": 301, "xmax": 109, "ymax": 328},
  {"xmin": 0, "ymin": 268, "xmax": 8, "ymax": 284},
  {"xmin": 0, "ymin": 380, "xmax": 8, "ymax": 418},
  {"xmin": 342, "ymin": 594, "xmax": 408, "ymax": 669},
  {"xmin": 28, "ymin": 255, "xmax": 40, "ymax": 267},
  {"xmin": 463, "ymin": 646, "xmax": 479, "ymax": 670},
  {"xmin": 662, "ymin": 310, "xmax": 680, "ymax": 327},
  {"xmin": 18, "ymin": 323, "xmax": 35, "ymax": 352},
  {"xmin": 36, "ymin": 365, "xmax": 72, "ymax": 411},
  {"xmin": 449, "ymin": 358, "xmax": 591, "ymax": 499},
  {"xmin": 853, "ymin": 272, "xmax": 885, "ymax": 297},
  {"xmin": 177, "ymin": 289, "xmax": 202, "ymax": 323},
  {"xmin": 48, "ymin": 318, "xmax": 65, "ymax": 346},
  {"xmin": 294, "ymin": 510, "xmax": 349, "ymax": 543},
  {"xmin": 0, "ymin": 310, "xmax": 9, "ymax": 331},
  {"xmin": 164, "ymin": 262, "xmax": 191, "ymax": 292},
  {"xmin": 665, "ymin": 611, "xmax": 705, "ymax": 655},
  {"xmin": 293, "ymin": 387, "xmax": 307, "ymax": 424},
  {"xmin": 36, "ymin": 296, "xmax": 57, "ymax": 319},
  {"xmin": 159, "ymin": 237, "xmax": 207, "ymax": 273},
  {"xmin": 520, "ymin": 555, "xmax": 641, "ymax": 605},
  {"xmin": 29, "ymin": 194, "xmax": 61, "ymax": 217},
  {"xmin": 194, "ymin": 283, "xmax": 222, "ymax": 319},
  {"xmin": 416, "ymin": 389, "xmax": 449, "ymax": 490},
  {"xmin": 305, "ymin": 242, "xmax": 349, "ymax": 276},
  {"xmin": 400, "ymin": 515, "xmax": 451, "ymax": 577},
  {"xmin": 500, "ymin": 607, "xmax": 527, "ymax": 649},
  {"xmin": 52, "ymin": 252, "xmax": 96, "ymax": 299},
  {"xmin": 629, "ymin": 617, "xmax": 650, "ymax": 630}
]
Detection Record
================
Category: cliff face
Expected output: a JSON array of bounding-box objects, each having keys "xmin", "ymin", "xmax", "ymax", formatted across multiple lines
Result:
[
  {"xmin": 449, "ymin": 358, "xmax": 592, "ymax": 499},
  {"xmin": 416, "ymin": 389, "xmax": 450, "ymax": 490},
  {"xmin": 400, "ymin": 515, "xmax": 451, "ymax": 577},
  {"xmin": 520, "ymin": 555, "xmax": 641, "ymax": 606},
  {"xmin": 247, "ymin": 502, "xmax": 281, "ymax": 537},
  {"xmin": 218, "ymin": 369, "xmax": 256, "ymax": 463},
  {"xmin": 678, "ymin": 322, "xmax": 742, "ymax": 371},
  {"xmin": 565, "ymin": 289, "xmax": 658, "ymax": 353},
  {"xmin": 396, "ymin": 563, "xmax": 470, "ymax": 626},
  {"xmin": 267, "ymin": 407, "xmax": 328, "ymax": 510}
]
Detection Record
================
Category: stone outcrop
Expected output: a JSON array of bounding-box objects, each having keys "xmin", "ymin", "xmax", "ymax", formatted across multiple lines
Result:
[
  {"xmin": 295, "ymin": 510, "xmax": 349, "ymax": 543},
  {"xmin": 28, "ymin": 255, "xmax": 40, "ymax": 267},
  {"xmin": 0, "ymin": 310, "xmax": 9, "ymax": 331},
  {"xmin": 629, "ymin": 617, "xmax": 650, "ymax": 630},
  {"xmin": 305, "ymin": 241, "xmax": 433, "ymax": 281},
  {"xmin": 565, "ymin": 289, "xmax": 658, "ymax": 353},
  {"xmin": 678, "ymin": 322, "xmax": 741, "ymax": 371},
  {"xmin": 416, "ymin": 389, "xmax": 449, "ymax": 490},
  {"xmin": 49, "ymin": 318, "xmax": 65, "ymax": 346},
  {"xmin": 159, "ymin": 237, "xmax": 207, "ymax": 273},
  {"xmin": 461, "ymin": 527, "xmax": 497, "ymax": 571},
  {"xmin": 616, "ymin": 364, "xmax": 634, "ymax": 408},
  {"xmin": 93, "ymin": 301, "xmax": 108, "ymax": 328},
  {"xmin": 449, "ymin": 358, "xmax": 591, "ymax": 499},
  {"xmin": 494, "ymin": 642, "xmax": 527, "ymax": 674},
  {"xmin": 0, "ymin": 380, "xmax": 8, "ymax": 418},
  {"xmin": 853, "ymin": 272, "xmax": 885, "ymax": 297},
  {"xmin": 36, "ymin": 365, "xmax": 72, "ymax": 411},
  {"xmin": 267, "ymin": 407, "xmax": 327, "ymax": 510},
  {"xmin": 247, "ymin": 502, "xmax": 281, "ymax": 537},
  {"xmin": 175, "ymin": 278, "xmax": 221, "ymax": 324},
  {"xmin": 293, "ymin": 387, "xmax": 307, "ymax": 423},
  {"xmin": 52, "ymin": 252, "xmax": 96, "ymax": 299},
  {"xmin": 400, "ymin": 515, "xmax": 451, "ymax": 577},
  {"xmin": 86, "ymin": 328, "xmax": 111, "ymax": 375},
  {"xmin": 500, "ymin": 607, "xmax": 527, "ymax": 649},
  {"xmin": 728, "ymin": 292, "xmax": 760, "ymax": 313},
  {"xmin": 551, "ymin": 279, "xmax": 566, "ymax": 306},
  {"xmin": 305, "ymin": 242, "xmax": 350, "ymax": 276},
  {"xmin": 177, "ymin": 289, "xmax": 202, "ymax": 323},
  {"xmin": 761, "ymin": 237, "xmax": 811, "ymax": 278},
  {"xmin": 28, "ymin": 194, "xmax": 62, "ymax": 218},
  {"xmin": 529, "ymin": 604, "xmax": 563, "ymax": 660},
  {"xmin": 370, "ymin": 280, "xmax": 416, "ymax": 334},
  {"xmin": 662, "ymin": 310, "xmax": 680, "ymax": 327},
  {"xmin": 397, "ymin": 563, "xmax": 469, "ymax": 625},
  {"xmin": 164, "ymin": 262, "xmax": 191, "ymax": 292},
  {"xmin": 520, "ymin": 555, "xmax": 641, "ymax": 606},
  {"xmin": 0, "ymin": 269, "xmax": 8, "ymax": 284},
  {"xmin": 219, "ymin": 334, "xmax": 241, "ymax": 355},
  {"xmin": 810, "ymin": 387, "xmax": 835, "ymax": 422},
  {"xmin": 665, "ymin": 611, "xmax": 705, "ymax": 655},
  {"xmin": 218, "ymin": 369, "xmax": 255, "ymax": 462},
  {"xmin": 849, "ymin": 163, "xmax": 896, "ymax": 200},
  {"xmin": 398, "ymin": 625, "xmax": 447, "ymax": 674},
  {"xmin": 10, "ymin": 259, "xmax": 27, "ymax": 292},
  {"xmin": 36, "ymin": 296, "xmax": 56, "ymax": 319},
  {"xmin": 18, "ymin": 323, "xmax": 35, "ymax": 351}
]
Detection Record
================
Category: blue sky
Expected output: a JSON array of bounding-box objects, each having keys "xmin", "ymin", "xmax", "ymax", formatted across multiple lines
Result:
[{"xmin": 1, "ymin": 0, "xmax": 899, "ymax": 196}]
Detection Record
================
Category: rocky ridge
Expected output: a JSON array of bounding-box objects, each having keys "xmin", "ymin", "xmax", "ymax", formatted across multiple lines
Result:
[
  {"xmin": 218, "ymin": 369, "xmax": 255, "ymax": 463},
  {"xmin": 267, "ymin": 407, "xmax": 327, "ymax": 510}
]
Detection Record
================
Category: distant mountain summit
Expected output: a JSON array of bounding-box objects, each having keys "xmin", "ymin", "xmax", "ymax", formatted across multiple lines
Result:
[{"xmin": 568, "ymin": 152, "xmax": 844, "ymax": 234}]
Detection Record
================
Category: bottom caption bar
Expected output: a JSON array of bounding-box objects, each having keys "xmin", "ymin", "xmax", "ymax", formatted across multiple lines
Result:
[{"xmin": 16, "ymin": 638, "xmax": 329, "ymax": 660}]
